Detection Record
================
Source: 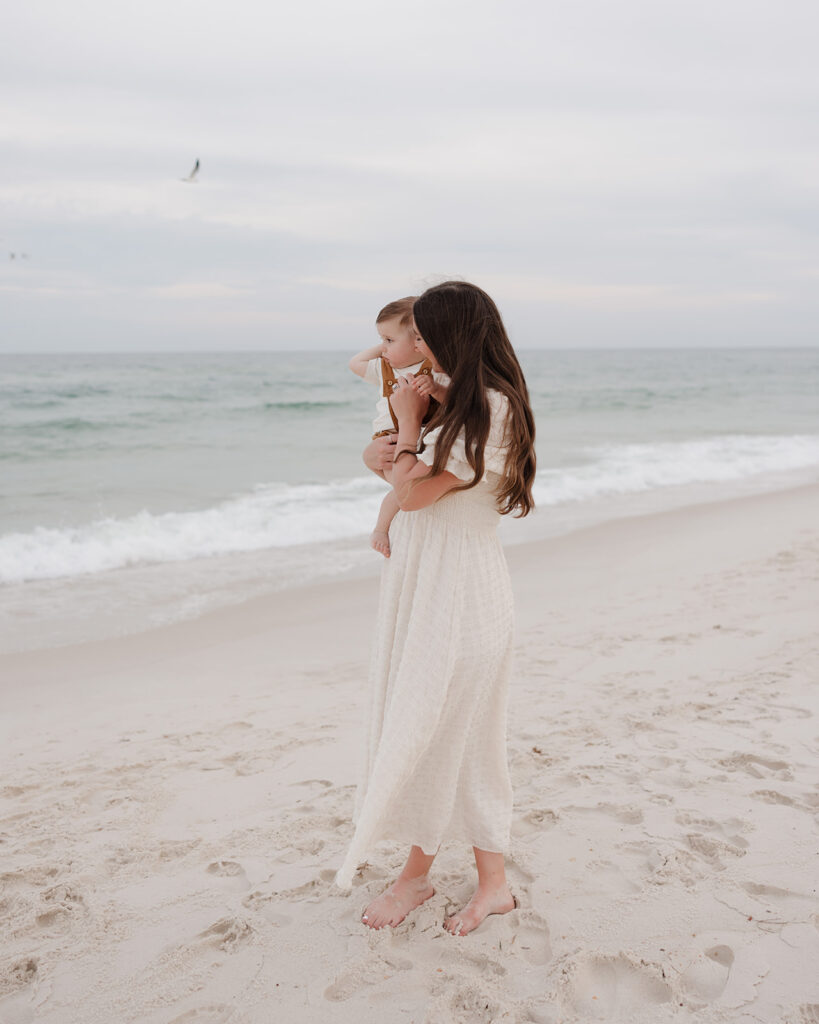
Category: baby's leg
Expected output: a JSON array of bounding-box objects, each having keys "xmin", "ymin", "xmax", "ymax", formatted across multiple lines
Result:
[{"xmin": 371, "ymin": 488, "xmax": 399, "ymax": 558}]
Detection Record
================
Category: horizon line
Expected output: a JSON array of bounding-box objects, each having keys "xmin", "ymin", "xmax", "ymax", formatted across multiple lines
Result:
[{"xmin": 2, "ymin": 344, "xmax": 819, "ymax": 357}]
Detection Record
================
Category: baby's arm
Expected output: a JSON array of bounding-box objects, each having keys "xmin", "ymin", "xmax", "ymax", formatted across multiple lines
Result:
[{"xmin": 349, "ymin": 344, "xmax": 384, "ymax": 379}]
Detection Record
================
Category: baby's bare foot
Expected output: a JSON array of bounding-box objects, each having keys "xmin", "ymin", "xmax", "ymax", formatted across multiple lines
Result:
[
  {"xmin": 444, "ymin": 885, "xmax": 516, "ymax": 936},
  {"xmin": 370, "ymin": 530, "xmax": 391, "ymax": 558},
  {"xmin": 362, "ymin": 875, "xmax": 434, "ymax": 930}
]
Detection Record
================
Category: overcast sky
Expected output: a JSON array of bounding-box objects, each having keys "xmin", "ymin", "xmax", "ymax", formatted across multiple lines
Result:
[{"xmin": 2, "ymin": 0, "xmax": 818, "ymax": 351}]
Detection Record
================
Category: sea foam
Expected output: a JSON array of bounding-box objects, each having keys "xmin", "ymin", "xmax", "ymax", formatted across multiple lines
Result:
[
  {"xmin": 0, "ymin": 476, "xmax": 387, "ymax": 584},
  {"xmin": 2, "ymin": 433, "xmax": 817, "ymax": 584},
  {"xmin": 533, "ymin": 433, "xmax": 819, "ymax": 505}
]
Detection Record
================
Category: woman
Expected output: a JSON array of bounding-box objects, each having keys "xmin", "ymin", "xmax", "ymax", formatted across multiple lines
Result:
[{"xmin": 335, "ymin": 281, "xmax": 536, "ymax": 936}]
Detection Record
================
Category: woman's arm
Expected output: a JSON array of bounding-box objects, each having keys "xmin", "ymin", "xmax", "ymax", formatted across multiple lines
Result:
[
  {"xmin": 391, "ymin": 454, "xmax": 460, "ymax": 510},
  {"xmin": 389, "ymin": 378, "xmax": 460, "ymax": 510}
]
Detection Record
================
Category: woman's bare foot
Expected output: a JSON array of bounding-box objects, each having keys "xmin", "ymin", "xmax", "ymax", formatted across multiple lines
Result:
[
  {"xmin": 362, "ymin": 874, "xmax": 434, "ymax": 930},
  {"xmin": 370, "ymin": 529, "xmax": 391, "ymax": 558},
  {"xmin": 444, "ymin": 885, "xmax": 516, "ymax": 936}
]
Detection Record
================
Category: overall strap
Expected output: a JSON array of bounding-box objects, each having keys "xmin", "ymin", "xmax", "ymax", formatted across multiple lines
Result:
[{"xmin": 380, "ymin": 358, "xmax": 434, "ymax": 431}]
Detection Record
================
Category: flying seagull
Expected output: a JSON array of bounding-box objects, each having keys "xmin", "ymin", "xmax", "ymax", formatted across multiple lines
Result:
[{"xmin": 181, "ymin": 158, "xmax": 200, "ymax": 183}]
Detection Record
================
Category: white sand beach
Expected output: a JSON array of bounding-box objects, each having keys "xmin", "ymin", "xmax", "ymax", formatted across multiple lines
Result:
[{"xmin": 1, "ymin": 484, "xmax": 818, "ymax": 1024}]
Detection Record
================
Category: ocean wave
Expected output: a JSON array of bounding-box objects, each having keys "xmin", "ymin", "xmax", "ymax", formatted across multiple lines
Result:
[
  {"xmin": 25, "ymin": 417, "xmax": 107, "ymax": 432},
  {"xmin": 2, "ymin": 433, "xmax": 817, "ymax": 585},
  {"xmin": 1, "ymin": 397, "xmax": 64, "ymax": 411},
  {"xmin": 262, "ymin": 399, "xmax": 352, "ymax": 411},
  {"xmin": 534, "ymin": 433, "xmax": 819, "ymax": 504},
  {"xmin": 0, "ymin": 477, "xmax": 389, "ymax": 584}
]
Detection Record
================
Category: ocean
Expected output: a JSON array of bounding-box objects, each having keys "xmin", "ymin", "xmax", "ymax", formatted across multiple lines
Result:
[{"xmin": 2, "ymin": 348, "xmax": 818, "ymax": 652}]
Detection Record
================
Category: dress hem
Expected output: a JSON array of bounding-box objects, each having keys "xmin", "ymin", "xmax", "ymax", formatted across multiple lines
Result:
[{"xmin": 340, "ymin": 827, "xmax": 511, "ymax": 871}]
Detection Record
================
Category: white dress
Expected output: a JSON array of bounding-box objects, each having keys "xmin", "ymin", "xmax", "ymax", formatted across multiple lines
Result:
[{"xmin": 335, "ymin": 391, "xmax": 515, "ymax": 890}]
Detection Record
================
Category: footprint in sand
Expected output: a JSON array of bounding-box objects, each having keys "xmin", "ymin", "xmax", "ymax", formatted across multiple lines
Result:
[
  {"xmin": 459, "ymin": 951, "xmax": 507, "ymax": 977},
  {"xmin": 244, "ymin": 868, "xmax": 336, "ymax": 910},
  {"xmin": 426, "ymin": 968, "xmax": 505, "ymax": 1024},
  {"xmin": 743, "ymin": 880, "xmax": 795, "ymax": 899},
  {"xmin": 205, "ymin": 860, "xmax": 250, "ymax": 891},
  {"xmin": 157, "ymin": 838, "xmax": 201, "ymax": 863},
  {"xmin": 675, "ymin": 812, "xmax": 750, "ymax": 850},
  {"xmin": 34, "ymin": 883, "xmax": 87, "ymax": 933},
  {"xmin": 167, "ymin": 1005, "xmax": 234, "ymax": 1024},
  {"xmin": 560, "ymin": 952, "xmax": 671, "ymax": 1018},
  {"xmin": 220, "ymin": 720, "xmax": 255, "ymax": 733},
  {"xmin": 243, "ymin": 894, "xmax": 292, "ymax": 927},
  {"xmin": 323, "ymin": 952, "xmax": 413, "ymax": 1002},
  {"xmin": 195, "ymin": 916, "xmax": 254, "ymax": 953},
  {"xmin": 786, "ymin": 1005, "xmax": 819, "ymax": 1024},
  {"xmin": 647, "ymin": 792, "xmax": 676, "ymax": 806},
  {"xmin": 512, "ymin": 807, "xmax": 559, "ymax": 837},
  {"xmin": 567, "ymin": 802, "xmax": 644, "ymax": 825},
  {"xmin": 0, "ymin": 784, "xmax": 36, "ymax": 799},
  {"xmin": 717, "ymin": 752, "xmax": 792, "ymax": 780},
  {"xmin": 517, "ymin": 1001, "xmax": 560, "ymax": 1024},
  {"xmin": 218, "ymin": 752, "xmax": 274, "ymax": 776},
  {"xmin": 680, "ymin": 944, "xmax": 734, "ymax": 1002},
  {"xmin": 512, "ymin": 911, "xmax": 552, "ymax": 966},
  {"xmin": 349, "ymin": 862, "xmax": 390, "ymax": 887},
  {"xmin": 617, "ymin": 839, "xmax": 701, "ymax": 887},
  {"xmin": 761, "ymin": 700, "xmax": 810, "ymax": 724},
  {"xmin": 659, "ymin": 632, "xmax": 698, "ymax": 646},
  {"xmin": 35, "ymin": 906, "xmax": 73, "ymax": 932},
  {"xmin": 1, "ymin": 865, "xmax": 60, "ymax": 890},
  {"xmin": 741, "ymin": 880, "xmax": 818, "ymax": 922},
  {"xmin": 685, "ymin": 832, "xmax": 747, "ymax": 870},
  {"xmin": 206, "ymin": 859, "xmax": 244, "ymax": 877},
  {"xmin": 0, "ymin": 957, "xmax": 40, "ymax": 1024},
  {"xmin": 583, "ymin": 859, "xmax": 641, "ymax": 896},
  {"xmin": 751, "ymin": 788, "xmax": 797, "ymax": 806},
  {"xmin": 0, "ymin": 957, "xmax": 38, "ymax": 998}
]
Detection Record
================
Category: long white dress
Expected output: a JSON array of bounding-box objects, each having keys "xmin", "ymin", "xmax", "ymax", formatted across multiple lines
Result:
[{"xmin": 335, "ymin": 391, "xmax": 515, "ymax": 890}]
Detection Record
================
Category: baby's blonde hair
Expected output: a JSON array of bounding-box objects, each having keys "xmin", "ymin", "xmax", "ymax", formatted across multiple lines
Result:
[{"xmin": 376, "ymin": 296, "xmax": 417, "ymax": 327}]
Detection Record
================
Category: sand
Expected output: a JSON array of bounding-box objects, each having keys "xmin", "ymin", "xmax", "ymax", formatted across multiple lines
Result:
[{"xmin": 1, "ymin": 483, "xmax": 818, "ymax": 1024}]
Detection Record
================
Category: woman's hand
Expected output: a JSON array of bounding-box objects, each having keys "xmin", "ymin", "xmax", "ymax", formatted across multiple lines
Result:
[
  {"xmin": 390, "ymin": 374, "xmax": 429, "ymax": 425},
  {"xmin": 363, "ymin": 434, "xmax": 397, "ymax": 476}
]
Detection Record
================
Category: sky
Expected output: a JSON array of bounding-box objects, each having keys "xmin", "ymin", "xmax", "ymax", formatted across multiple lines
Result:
[{"xmin": 2, "ymin": 0, "xmax": 818, "ymax": 352}]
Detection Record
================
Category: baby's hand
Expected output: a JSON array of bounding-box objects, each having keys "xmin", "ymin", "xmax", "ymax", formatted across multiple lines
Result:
[{"xmin": 412, "ymin": 375, "xmax": 434, "ymax": 397}]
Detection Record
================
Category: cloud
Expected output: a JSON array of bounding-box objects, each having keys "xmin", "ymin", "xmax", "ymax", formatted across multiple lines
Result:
[
  {"xmin": 149, "ymin": 282, "xmax": 253, "ymax": 300},
  {"xmin": 1, "ymin": 0, "xmax": 818, "ymax": 350},
  {"xmin": 476, "ymin": 276, "xmax": 780, "ymax": 310}
]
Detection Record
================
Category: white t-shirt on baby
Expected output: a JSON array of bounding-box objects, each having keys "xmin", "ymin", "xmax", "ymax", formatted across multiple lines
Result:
[{"xmin": 363, "ymin": 357, "xmax": 450, "ymax": 434}]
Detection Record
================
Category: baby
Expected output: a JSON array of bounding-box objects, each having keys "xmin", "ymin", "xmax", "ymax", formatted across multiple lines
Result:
[{"xmin": 349, "ymin": 297, "xmax": 449, "ymax": 557}]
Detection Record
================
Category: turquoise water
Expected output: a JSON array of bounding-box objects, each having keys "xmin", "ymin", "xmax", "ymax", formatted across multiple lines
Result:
[{"xmin": 1, "ymin": 348, "xmax": 818, "ymax": 650}]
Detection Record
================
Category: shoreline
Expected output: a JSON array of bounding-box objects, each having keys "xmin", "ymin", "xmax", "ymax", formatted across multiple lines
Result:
[
  {"xmin": 1, "ymin": 482, "xmax": 818, "ymax": 1022},
  {"xmin": 1, "ymin": 475, "xmax": 817, "ymax": 664},
  {"xmin": 2, "ymin": 468, "xmax": 818, "ymax": 659}
]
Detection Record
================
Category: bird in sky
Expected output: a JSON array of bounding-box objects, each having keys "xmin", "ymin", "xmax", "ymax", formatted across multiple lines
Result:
[{"xmin": 181, "ymin": 159, "xmax": 200, "ymax": 183}]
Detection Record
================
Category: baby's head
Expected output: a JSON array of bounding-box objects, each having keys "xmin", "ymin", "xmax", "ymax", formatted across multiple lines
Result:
[{"xmin": 376, "ymin": 296, "xmax": 421, "ymax": 369}]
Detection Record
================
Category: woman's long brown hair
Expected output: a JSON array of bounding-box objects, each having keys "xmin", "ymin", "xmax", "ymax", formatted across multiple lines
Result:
[{"xmin": 412, "ymin": 281, "xmax": 536, "ymax": 517}]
